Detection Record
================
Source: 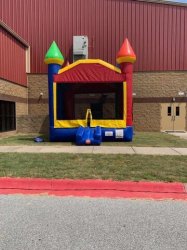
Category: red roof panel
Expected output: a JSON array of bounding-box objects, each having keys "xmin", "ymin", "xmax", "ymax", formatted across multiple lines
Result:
[{"xmin": 54, "ymin": 63, "xmax": 124, "ymax": 83}]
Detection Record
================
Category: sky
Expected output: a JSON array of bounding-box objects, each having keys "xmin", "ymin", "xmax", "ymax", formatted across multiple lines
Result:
[{"xmin": 166, "ymin": 0, "xmax": 187, "ymax": 2}]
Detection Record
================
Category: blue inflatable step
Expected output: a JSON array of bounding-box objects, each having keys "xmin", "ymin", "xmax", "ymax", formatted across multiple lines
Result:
[{"xmin": 76, "ymin": 126, "xmax": 102, "ymax": 145}]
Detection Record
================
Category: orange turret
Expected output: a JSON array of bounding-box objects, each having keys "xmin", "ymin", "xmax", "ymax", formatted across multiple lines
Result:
[
  {"xmin": 116, "ymin": 39, "xmax": 136, "ymax": 126},
  {"xmin": 116, "ymin": 38, "xmax": 136, "ymax": 64}
]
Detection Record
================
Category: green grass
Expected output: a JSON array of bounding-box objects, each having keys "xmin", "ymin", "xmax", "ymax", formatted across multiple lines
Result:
[
  {"xmin": 0, "ymin": 153, "xmax": 187, "ymax": 182},
  {"xmin": 105, "ymin": 132, "xmax": 187, "ymax": 147},
  {"xmin": 0, "ymin": 134, "xmax": 72, "ymax": 146},
  {"xmin": 0, "ymin": 132, "xmax": 187, "ymax": 147}
]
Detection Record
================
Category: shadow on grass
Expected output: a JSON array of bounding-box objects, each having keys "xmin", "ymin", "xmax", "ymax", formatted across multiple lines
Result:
[{"xmin": 12, "ymin": 135, "xmax": 76, "ymax": 145}]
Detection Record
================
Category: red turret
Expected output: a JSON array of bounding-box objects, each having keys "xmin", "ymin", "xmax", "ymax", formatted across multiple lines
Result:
[{"xmin": 116, "ymin": 38, "xmax": 136, "ymax": 126}]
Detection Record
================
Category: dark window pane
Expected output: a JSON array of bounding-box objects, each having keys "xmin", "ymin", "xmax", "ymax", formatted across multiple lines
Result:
[
  {"xmin": 176, "ymin": 106, "xmax": 180, "ymax": 116},
  {"xmin": 168, "ymin": 106, "xmax": 171, "ymax": 116},
  {"xmin": 0, "ymin": 100, "xmax": 16, "ymax": 132}
]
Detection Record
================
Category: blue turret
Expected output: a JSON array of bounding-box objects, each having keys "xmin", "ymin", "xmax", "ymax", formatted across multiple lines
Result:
[{"xmin": 44, "ymin": 41, "xmax": 64, "ymax": 140}]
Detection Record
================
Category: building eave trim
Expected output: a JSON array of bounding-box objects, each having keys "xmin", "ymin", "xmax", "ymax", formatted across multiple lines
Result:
[
  {"xmin": 136, "ymin": 0, "xmax": 187, "ymax": 7},
  {"xmin": 0, "ymin": 20, "xmax": 29, "ymax": 47}
]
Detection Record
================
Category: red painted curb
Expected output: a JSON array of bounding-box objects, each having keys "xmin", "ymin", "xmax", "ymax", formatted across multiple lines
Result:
[{"xmin": 0, "ymin": 178, "xmax": 186, "ymax": 200}]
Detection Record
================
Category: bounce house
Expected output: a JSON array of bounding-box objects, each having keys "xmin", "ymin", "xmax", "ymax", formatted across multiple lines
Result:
[{"xmin": 44, "ymin": 38, "xmax": 136, "ymax": 145}]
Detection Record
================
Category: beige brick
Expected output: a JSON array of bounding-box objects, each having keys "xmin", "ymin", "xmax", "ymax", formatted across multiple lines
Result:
[
  {"xmin": 28, "ymin": 103, "xmax": 49, "ymax": 115},
  {"xmin": 17, "ymin": 115, "xmax": 49, "ymax": 134},
  {"xmin": 28, "ymin": 74, "xmax": 48, "ymax": 99},
  {"xmin": 133, "ymin": 103, "xmax": 161, "ymax": 132},
  {"xmin": 13, "ymin": 74, "xmax": 49, "ymax": 134},
  {"xmin": 133, "ymin": 72, "xmax": 187, "ymax": 97},
  {"xmin": 0, "ymin": 78, "xmax": 28, "ymax": 98},
  {"xmin": 16, "ymin": 103, "xmax": 28, "ymax": 116}
]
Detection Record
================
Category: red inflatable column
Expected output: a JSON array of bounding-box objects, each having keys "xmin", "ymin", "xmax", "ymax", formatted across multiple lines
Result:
[{"xmin": 116, "ymin": 39, "xmax": 136, "ymax": 126}]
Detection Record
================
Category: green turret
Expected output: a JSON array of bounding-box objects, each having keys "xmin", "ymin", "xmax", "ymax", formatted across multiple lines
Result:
[{"xmin": 44, "ymin": 41, "xmax": 64, "ymax": 65}]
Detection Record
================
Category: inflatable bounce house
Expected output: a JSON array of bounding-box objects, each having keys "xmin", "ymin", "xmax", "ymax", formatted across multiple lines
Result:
[{"xmin": 44, "ymin": 38, "xmax": 136, "ymax": 145}]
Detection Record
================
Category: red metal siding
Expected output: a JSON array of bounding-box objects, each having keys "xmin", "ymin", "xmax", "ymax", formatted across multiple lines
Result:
[
  {"xmin": 0, "ymin": 26, "xmax": 27, "ymax": 86},
  {"xmin": 1, "ymin": 0, "xmax": 187, "ymax": 73}
]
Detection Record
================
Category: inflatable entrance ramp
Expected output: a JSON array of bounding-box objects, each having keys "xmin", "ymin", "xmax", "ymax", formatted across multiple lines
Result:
[{"xmin": 76, "ymin": 126, "xmax": 102, "ymax": 145}]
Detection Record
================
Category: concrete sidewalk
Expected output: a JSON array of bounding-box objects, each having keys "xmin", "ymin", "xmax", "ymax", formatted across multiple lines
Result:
[
  {"xmin": 167, "ymin": 132, "xmax": 187, "ymax": 140},
  {"xmin": 0, "ymin": 145, "xmax": 187, "ymax": 155}
]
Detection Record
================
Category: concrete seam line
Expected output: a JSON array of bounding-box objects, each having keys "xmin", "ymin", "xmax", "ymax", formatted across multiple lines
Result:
[
  {"xmin": 170, "ymin": 147, "xmax": 182, "ymax": 155},
  {"xmin": 184, "ymin": 184, "xmax": 187, "ymax": 193},
  {"xmin": 131, "ymin": 147, "xmax": 136, "ymax": 154}
]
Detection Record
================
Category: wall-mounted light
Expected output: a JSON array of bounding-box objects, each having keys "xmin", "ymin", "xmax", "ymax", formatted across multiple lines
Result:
[
  {"xmin": 38, "ymin": 92, "xmax": 43, "ymax": 103},
  {"xmin": 132, "ymin": 93, "xmax": 136, "ymax": 97},
  {"xmin": 178, "ymin": 91, "xmax": 186, "ymax": 97}
]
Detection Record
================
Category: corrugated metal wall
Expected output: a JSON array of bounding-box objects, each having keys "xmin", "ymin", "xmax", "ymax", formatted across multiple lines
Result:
[
  {"xmin": 1, "ymin": 0, "xmax": 187, "ymax": 73},
  {"xmin": 0, "ymin": 26, "xmax": 27, "ymax": 86}
]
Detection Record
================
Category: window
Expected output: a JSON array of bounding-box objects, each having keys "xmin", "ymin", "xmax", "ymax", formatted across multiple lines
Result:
[
  {"xmin": 167, "ymin": 106, "xmax": 171, "ymax": 116},
  {"xmin": 0, "ymin": 101, "xmax": 16, "ymax": 132},
  {"xmin": 176, "ymin": 106, "xmax": 180, "ymax": 116}
]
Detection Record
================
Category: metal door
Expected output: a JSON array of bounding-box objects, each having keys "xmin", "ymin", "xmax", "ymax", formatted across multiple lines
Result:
[{"xmin": 161, "ymin": 103, "xmax": 186, "ymax": 131}]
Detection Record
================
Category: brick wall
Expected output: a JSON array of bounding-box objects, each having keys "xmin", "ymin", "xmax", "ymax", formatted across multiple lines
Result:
[
  {"xmin": 0, "ymin": 78, "xmax": 27, "ymax": 99},
  {"xmin": 133, "ymin": 72, "xmax": 187, "ymax": 131},
  {"xmin": 16, "ymin": 115, "xmax": 49, "ymax": 133},
  {"xmin": 133, "ymin": 72, "xmax": 187, "ymax": 97},
  {"xmin": 133, "ymin": 103, "xmax": 161, "ymax": 132},
  {"xmin": 16, "ymin": 74, "xmax": 49, "ymax": 133}
]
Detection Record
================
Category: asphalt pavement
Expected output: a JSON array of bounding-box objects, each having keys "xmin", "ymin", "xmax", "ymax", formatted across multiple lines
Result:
[{"xmin": 0, "ymin": 195, "xmax": 187, "ymax": 250}]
